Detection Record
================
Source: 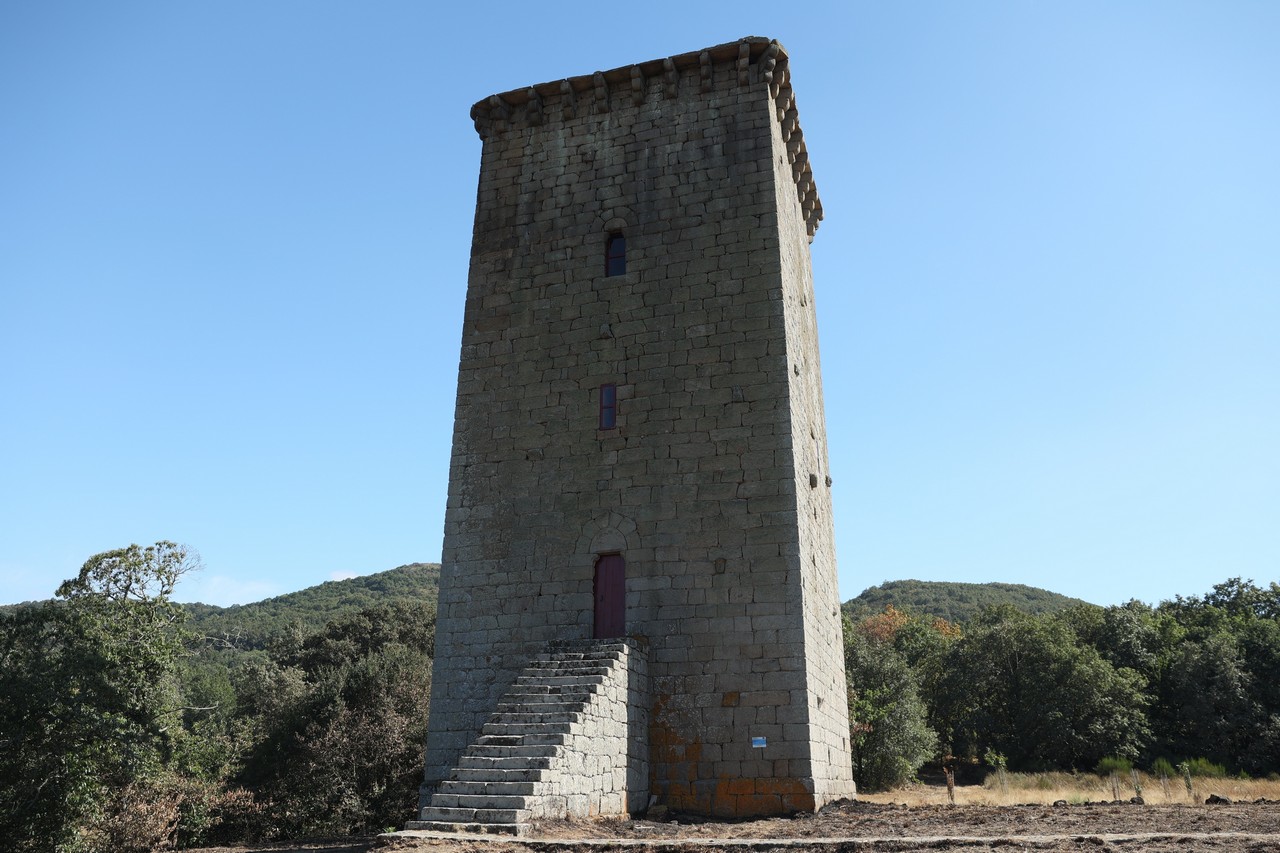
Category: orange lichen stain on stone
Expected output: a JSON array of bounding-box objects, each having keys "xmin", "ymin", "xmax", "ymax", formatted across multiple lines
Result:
[
  {"xmin": 649, "ymin": 690, "xmax": 703, "ymax": 789},
  {"xmin": 648, "ymin": 690, "xmax": 817, "ymax": 817},
  {"xmin": 721, "ymin": 691, "xmax": 740, "ymax": 707},
  {"xmin": 707, "ymin": 777, "xmax": 816, "ymax": 818}
]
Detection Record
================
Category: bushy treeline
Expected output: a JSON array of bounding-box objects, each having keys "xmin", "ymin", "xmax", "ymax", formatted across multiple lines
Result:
[
  {"xmin": 844, "ymin": 578, "xmax": 1280, "ymax": 791},
  {"xmin": 183, "ymin": 562, "xmax": 440, "ymax": 649},
  {"xmin": 845, "ymin": 579, "xmax": 1090, "ymax": 624},
  {"xmin": 0, "ymin": 544, "xmax": 436, "ymax": 852}
]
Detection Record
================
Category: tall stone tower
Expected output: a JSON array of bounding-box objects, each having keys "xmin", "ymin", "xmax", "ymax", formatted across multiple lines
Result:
[{"xmin": 421, "ymin": 37, "xmax": 853, "ymax": 824}]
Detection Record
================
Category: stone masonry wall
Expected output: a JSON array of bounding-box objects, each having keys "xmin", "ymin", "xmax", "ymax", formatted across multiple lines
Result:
[
  {"xmin": 770, "ymin": 92, "xmax": 855, "ymax": 803},
  {"xmin": 424, "ymin": 38, "xmax": 854, "ymax": 816}
]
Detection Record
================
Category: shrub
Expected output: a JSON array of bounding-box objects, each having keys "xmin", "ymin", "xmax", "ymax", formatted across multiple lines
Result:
[
  {"xmin": 1151, "ymin": 757, "xmax": 1176, "ymax": 778},
  {"xmin": 1184, "ymin": 757, "xmax": 1228, "ymax": 778},
  {"xmin": 1095, "ymin": 756, "xmax": 1133, "ymax": 776}
]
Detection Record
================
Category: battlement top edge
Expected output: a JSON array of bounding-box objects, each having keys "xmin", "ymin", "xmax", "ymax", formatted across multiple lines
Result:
[
  {"xmin": 469, "ymin": 36, "xmax": 784, "ymax": 114},
  {"xmin": 466, "ymin": 36, "xmax": 822, "ymax": 237}
]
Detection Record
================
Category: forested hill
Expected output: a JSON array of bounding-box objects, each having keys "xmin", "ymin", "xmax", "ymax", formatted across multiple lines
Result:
[
  {"xmin": 182, "ymin": 561, "xmax": 440, "ymax": 647},
  {"xmin": 843, "ymin": 579, "xmax": 1092, "ymax": 623}
]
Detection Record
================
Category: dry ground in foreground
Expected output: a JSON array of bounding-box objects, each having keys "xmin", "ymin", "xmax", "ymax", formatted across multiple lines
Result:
[{"xmin": 189, "ymin": 800, "xmax": 1280, "ymax": 853}]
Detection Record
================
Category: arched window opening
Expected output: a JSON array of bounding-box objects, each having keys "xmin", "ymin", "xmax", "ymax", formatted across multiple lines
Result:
[
  {"xmin": 605, "ymin": 232, "xmax": 626, "ymax": 277},
  {"xmin": 599, "ymin": 383, "xmax": 617, "ymax": 430}
]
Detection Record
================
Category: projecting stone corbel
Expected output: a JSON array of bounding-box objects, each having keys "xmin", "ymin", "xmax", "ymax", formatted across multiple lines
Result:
[
  {"xmin": 593, "ymin": 71, "xmax": 609, "ymax": 113},
  {"xmin": 786, "ymin": 133, "xmax": 804, "ymax": 164},
  {"xmin": 757, "ymin": 43, "xmax": 778, "ymax": 95},
  {"xmin": 699, "ymin": 51, "xmax": 712, "ymax": 92},
  {"xmin": 560, "ymin": 80, "xmax": 576, "ymax": 119},
  {"xmin": 776, "ymin": 88, "xmax": 794, "ymax": 123},
  {"xmin": 525, "ymin": 88, "xmax": 544, "ymax": 125},
  {"xmin": 630, "ymin": 66, "xmax": 644, "ymax": 106},
  {"xmin": 773, "ymin": 58, "xmax": 790, "ymax": 94},
  {"xmin": 663, "ymin": 58, "xmax": 678, "ymax": 99},
  {"xmin": 488, "ymin": 95, "xmax": 511, "ymax": 123},
  {"xmin": 781, "ymin": 107, "xmax": 799, "ymax": 140},
  {"xmin": 762, "ymin": 42, "xmax": 780, "ymax": 83},
  {"xmin": 737, "ymin": 42, "xmax": 750, "ymax": 86},
  {"xmin": 469, "ymin": 103, "xmax": 490, "ymax": 139}
]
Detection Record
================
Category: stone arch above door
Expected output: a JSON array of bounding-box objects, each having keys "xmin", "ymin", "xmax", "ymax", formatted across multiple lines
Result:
[{"xmin": 579, "ymin": 512, "xmax": 637, "ymax": 556}]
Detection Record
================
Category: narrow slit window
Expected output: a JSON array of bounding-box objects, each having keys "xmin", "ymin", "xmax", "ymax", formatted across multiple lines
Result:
[
  {"xmin": 599, "ymin": 383, "xmax": 617, "ymax": 429},
  {"xmin": 605, "ymin": 233, "xmax": 626, "ymax": 277}
]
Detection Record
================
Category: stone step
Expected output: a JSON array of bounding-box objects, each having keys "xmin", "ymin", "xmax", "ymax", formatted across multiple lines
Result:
[
  {"xmin": 439, "ymin": 779, "xmax": 537, "ymax": 796},
  {"xmin": 524, "ymin": 671, "xmax": 608, "ymax": 681},
  {"xmin": 451, "ymin": 766, "xmax": 551, "ymax": 782},
  {"xmin": 417, "ymin": 805, "xmax": 474, "ymax": 822},
  {"xmin": 514, "ymin": 674, "xmax": 606, "ymax": 687},
  {"xmin": 525, "ymin": 660, "xmax": 615, "ymax": 672},
  {"xmin": 417, "ymin": 806, "xmax": 529, "ymax": 824},
  {"xmin": 495, "ymin": 699, "xmax": 587, "ymax": 713},
  {"xmin": 542, "ymin": 641, "xmax": 628, "ymax": 655},
  {"xmin": 465, "ymin": 742, "xmax": 561, "ymax": 758},
  {"xmin": 488, "ymin": 710, "xmax": 583, "ymax": 726},
  {"xmin": 458, "ymin": 754, "xmax": 554, "ymax": 770},
  {"xmin": 529, "ymin": 656, "xmax": 612, "ymax": 667},
  {"xmin": 476, "ymin": 731, "xmax": 567, "ymax": 745},
  {"xmin": 481, "ymin": 721, "xmax": 571, "ymax": 737},
  {"xmin": 411, "ymin": 638, "xmax": 636, "ymax": 835},
  {"xmin": 404, "ymin": 820, "xmax": 527, "ymax": 836},
  {"xmin": 431, "ymin": 793, "xmax": 530, "ymax": 810},
  {"xmin": 500, "ymin": 690, "xmax": 590, "ymax": 701},
  {"xmin": 504, "ymin": 683, "xmax": 599, "ymax": 698}
]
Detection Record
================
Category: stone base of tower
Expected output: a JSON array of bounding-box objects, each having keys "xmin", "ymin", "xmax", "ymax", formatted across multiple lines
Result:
[
  {"xmin": 647, "ymin": 672, "xmax": 857, "ymax": 818},
  {"xmin": 652, "ymin": 770, "xmax": 855, "ymax": 819}
]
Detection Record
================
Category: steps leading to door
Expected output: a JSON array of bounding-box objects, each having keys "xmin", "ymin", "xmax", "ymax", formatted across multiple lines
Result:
[{"xmin": 406, "ymin": 638, "xmax": 647, "ymax": 836}]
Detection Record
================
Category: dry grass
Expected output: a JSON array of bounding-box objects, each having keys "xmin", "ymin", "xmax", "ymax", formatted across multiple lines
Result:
[{"xmin": 858, "ymin": 771, "xmax": 1280, "ymax": 807}]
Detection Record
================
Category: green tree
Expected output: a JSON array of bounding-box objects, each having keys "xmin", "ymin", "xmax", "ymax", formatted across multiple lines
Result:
[
  {"xmin": 0, "ymin": 542, "xmax": 198, "ymax": 852},
  {"xmin": 1061, "ymin": 601, "xmax": 1161, "ymax": 678},
  {"xmin": 1155, "ymin": 632, "xmax": 1257, "ymax": 769},
  {"xmin": 936, "ymin": 607, "xmax": 1150, "ymax": 771},
  {"xmin": 230, "ymin": 601, "xmax": 435, "ymax": 838},
  {"xmin": 843, "ymin": 614, "xmax": 938, "ymax": 790},
  {"xmin": 1146, "ymin": 578, "xmax": 1280, "ymax": 774}
]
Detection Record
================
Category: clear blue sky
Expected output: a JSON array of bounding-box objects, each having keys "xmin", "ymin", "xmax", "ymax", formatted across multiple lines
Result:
[{"xmin": 2, "ymin": 2, "xmax": 1276, "ymax": 608}]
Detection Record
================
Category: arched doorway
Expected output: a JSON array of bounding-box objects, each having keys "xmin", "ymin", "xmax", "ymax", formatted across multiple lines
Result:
[{"xmin": 593, "ymin": 554, "xmax": 625, "ymax": 639}]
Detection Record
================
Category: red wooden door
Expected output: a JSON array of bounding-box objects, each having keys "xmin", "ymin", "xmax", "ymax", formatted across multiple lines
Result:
[{"xmin": 593, "ymin": 554, "xmax": 625, "ymax": 639}]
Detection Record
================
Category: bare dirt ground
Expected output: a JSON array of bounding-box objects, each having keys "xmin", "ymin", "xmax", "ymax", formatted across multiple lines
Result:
[{"xmin": 189, "ymin": 800, "xmax": 1280, "ymax": 853}]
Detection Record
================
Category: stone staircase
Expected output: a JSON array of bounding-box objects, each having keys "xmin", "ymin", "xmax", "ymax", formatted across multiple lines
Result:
[{"xmin": 407, "ymin": 639, "xmax": 641, "ymax": 836}]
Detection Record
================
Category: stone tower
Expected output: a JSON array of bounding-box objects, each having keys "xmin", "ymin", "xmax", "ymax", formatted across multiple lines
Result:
[{"xmin": 420, "ymin": 37, "xmax": 854, "ymax": 823}]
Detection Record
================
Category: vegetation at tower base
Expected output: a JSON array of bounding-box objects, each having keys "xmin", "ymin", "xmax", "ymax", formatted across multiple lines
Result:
[
  {"xmin": 842, "ymin": 578, "xmax": 1280, "ymax": 785},
  {"xmin": 0, "ymin": 542, "xmax": 199, "ymax": 853},
  {"xmin": 225, "ymin": 600, "xmax": 435, "ymax": 838},
  {"xmin": 5, "ymin": 553, "xmax": 1280, "ymax": 847},
  {"xmin": 0, "ymin": 552, "xmax": 437, "ymax": 851},
  {"xmin": 843, "ymin": 609, "xmax": 940, "ymax": 791},
  {"xmin": 933, "ymin": 606, "xmax": 1151, "ymax": 770}
]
